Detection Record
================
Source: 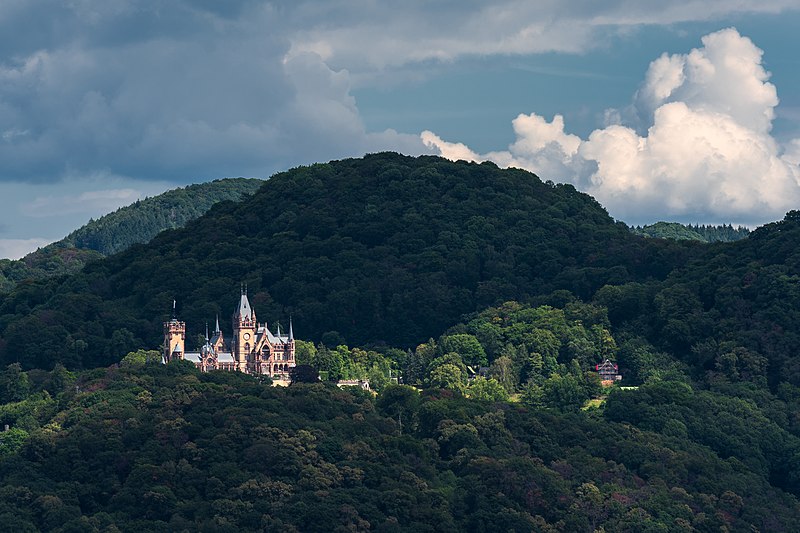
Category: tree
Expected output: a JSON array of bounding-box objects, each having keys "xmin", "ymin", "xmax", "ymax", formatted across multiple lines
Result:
[
  {"xmin": 313, "ymin": 344, "xmax": 344, "ymax": 381},
  {"xmin": 440, "ymin": 334, "xmax": 487, "ymax": 367},
  {"xmin": 0, "ymin": 427, "xmax": 28, "ymax": 455},
  {"xmin": 290, "ymin": 365, "xmax": 320, "ymax": 384},
  {"xmin": 542, "ymin": 374, "xmax": 584, "ymax": 411},
  {"xmin": 488, "ymin": 355, "xmax": 516, "ymax": 392},
  {"xmin": 294, "ymin": 340, "xmax": 317, "ymax": 366},
  {"xmin": 404, "ymin": 340, "xmax": 437, "ymax": 385},
  {"xmin": 428, "ymin": 364, "xmax": 466, "ymax": 391},
  {"xmin": 466, "ymin": 377, "xmax": 509, "ymax": 402},
  {"xmin": 377, "ymin": 385, "xmax": 421, "ymax": 434},
  {"xmin": 120, "ymin": 349, "xmax": 162, "ymax": 367},
  {"xmin": 0, "ymin": 363, "xmax": 30, "ymax": 403}
]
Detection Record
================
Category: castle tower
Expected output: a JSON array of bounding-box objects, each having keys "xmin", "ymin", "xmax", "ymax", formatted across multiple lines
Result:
[
  {"xmin": 232, "ymin": 285, "xmax": 256, "ymax": 372},
  {"xmin": 163, "ymin": 300, "xmax": 186, "ymax": 363}
]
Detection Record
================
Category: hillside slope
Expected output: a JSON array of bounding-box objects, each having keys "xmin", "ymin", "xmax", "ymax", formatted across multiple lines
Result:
[
  {"xmin": 63, "ymin": 178, "xmax": 264, "ymax": 256},
  {"xmin": 0, "ymin": 363, "xmax": 797, "ymax": 532},
  {"xmin": 0, "ymin": 153, "xmax": 695, "ymax": 369},
  {"xmin": 0, "ymin": 178, "xmax": 263, "ymax": 293}
]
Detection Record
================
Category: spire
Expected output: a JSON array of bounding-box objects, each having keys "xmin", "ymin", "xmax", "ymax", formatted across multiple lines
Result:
[
  {"xmin": 172, "ymin": 299, "xmax": 177, "ymax": 319},
  {"xmin": 276, "ymin": 323, "xmax": 281, "ymax": 338},
  {"xmin": 215, "ymin": 314, "xmax": 220, "ymax": 334},
  {"xmin": 234, "ymin": 283, "xmax": 254, "ymax": 321},
  {"xmin": 205, "ymin": 323, "xmax": 209, "ymax": 342},
  {"xmin": 288, "ymin": 316, "xmax": 294, "ymax": 341}
]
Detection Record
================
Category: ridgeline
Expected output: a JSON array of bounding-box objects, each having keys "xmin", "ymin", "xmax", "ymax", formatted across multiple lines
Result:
[
  {"xmin": 0, "ymin": 178, "xmax": 263, "ymax": 293},
  {"xmin": 0, "ymin": 153, "xmax": 693, "ymax": 368},
  {"xmin": 1, "ymin": 153, "xmax": 800, "ymax": 530}
]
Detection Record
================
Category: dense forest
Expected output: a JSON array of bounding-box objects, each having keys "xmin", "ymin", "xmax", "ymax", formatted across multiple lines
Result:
[
  {"xmin": 0, "ymin": 178, "xmax": 263, "ymax": 293},
  {"xmin": 0, "ymin": 153, "xmax": 697, "ymax": 369},
  {"xmin": 0, "ymin": 344, "xmax": 797, "ymax": 531},
  {"xmin": 630, "ymin": 222, "xmax": 750, "ymax": 242},
  {"xmin": 0, "ymin": 153, "xmax": 799, "ymax": 529}
]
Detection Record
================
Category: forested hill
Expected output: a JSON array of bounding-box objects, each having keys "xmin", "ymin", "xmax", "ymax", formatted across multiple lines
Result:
[
  {"xmin": 62, "ymin": 178, "xmax": 264, "ymax": 256},
  {"xmin": 0, "ymin": 361, "xmax": 798, "ymax": 531},
  {"xmin": 0, "ymin": 153, "xmax": 696, "ymax": 369},
  {"xmin": 0, "ymin": 178, "xmax": 263, "ymax": 293},
  {"xmin": 631, "ymin": 221, "xmax": 750, "ymax": 242},
  {"xmin": 2, "ymin": 153, "xmax": 800, "ymax": 530}
]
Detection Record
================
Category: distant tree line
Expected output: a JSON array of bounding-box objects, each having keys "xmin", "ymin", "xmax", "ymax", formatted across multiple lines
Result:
[
  {"xmin": 631, "ymin": 221, "xmax": 750, "ymax": 242},
  {"xmin": 0, "ymin": 178, "xmax": 263, "ymax": 293}
]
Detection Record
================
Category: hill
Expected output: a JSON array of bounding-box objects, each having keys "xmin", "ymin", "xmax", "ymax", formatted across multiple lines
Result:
[
  {"xmin": 631, "ymin": 221, "xmax": 750, "ymax": 242},
  {"xmin": 62, "ymin": 178, "xmax": 264, "ymax": 256},
  {"xmin": 0, "ymin": 153, "xmax": 799, "ymax": 390},
  {"xmin": 0, "ymin": 153, "xmax": 799, "ymax": 529},
  {"xmin": 0, "ymin": 178, "xmax": 263, "ymax": 293},
  {"xmin": 0, "ymin": 153, "xmax": 697, "ymax": 369},
  {"xmin": 0, "ymin": 347, "xmax": 797, "ymax": 531}
]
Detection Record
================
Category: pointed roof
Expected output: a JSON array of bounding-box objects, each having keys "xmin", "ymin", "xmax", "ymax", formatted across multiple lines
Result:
[
  {"xmin": 215, "ymin": 315, "xmax": 220, "ymax": 334},
  {"xmin": 276, "ymin": 323, "xmax": 281, "ymax": 337},
  {"xmin": 235, "ymin": 285, "xmax": 254, "ymax": 321},
  {"xmin": 288, "ymin": 317, "xmax": 294, "ymax": 341}
]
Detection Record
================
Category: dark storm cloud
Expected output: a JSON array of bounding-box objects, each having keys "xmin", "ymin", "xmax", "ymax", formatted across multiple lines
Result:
[
  {"xmin": 0, "ymin": 0, "xmax": 796, "ymax": 184},
  {"xmin": 0, "ymin": 0, "xmax": 424, "ymax": 184}
]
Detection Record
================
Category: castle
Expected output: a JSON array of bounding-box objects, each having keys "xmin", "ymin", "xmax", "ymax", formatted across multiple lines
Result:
[{"xmin": 163, "ymin": 288, "xmax": 296, "ymax": 378}]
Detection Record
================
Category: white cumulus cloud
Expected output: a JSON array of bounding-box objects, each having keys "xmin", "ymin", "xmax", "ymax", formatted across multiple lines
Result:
[{"xmin": 422, "ymin": 28, "xmax": 800, "ymax": 226}]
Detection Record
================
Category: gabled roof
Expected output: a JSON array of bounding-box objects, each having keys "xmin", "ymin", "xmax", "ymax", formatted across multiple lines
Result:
[
  {"xmin": 184, "ymin": 352, "xmax": 202, "ymax": 363},
  {"xmin": 257, "ymin": 325, "xmax": 290, "ymax": 344}
]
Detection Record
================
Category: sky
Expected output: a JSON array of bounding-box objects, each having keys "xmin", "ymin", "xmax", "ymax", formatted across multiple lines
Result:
[{"xmin": 2, "ymin": 1, "xmax": 800, "ymax": 259}]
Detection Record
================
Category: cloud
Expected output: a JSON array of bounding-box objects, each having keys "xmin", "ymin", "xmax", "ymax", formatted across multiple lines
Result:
[
  {"xmin": 22, "ymin": 188, "xmax": 142, "ymax": 218},
  {"xmin": 2, "ymin": 1, "xmax": 798, "ymax": 188},
  {"xmin": 423, "ymin": 28, "xmax": 800, "ymax": 226},
  {"xmin": 288, "ymin": 1, "xmax": 799, "ymax": 72},
  {"xmin": 0, "ymin": 1, "xmax": 429, "ymax": 185},
  {"xmin": 0, "ymin": 1, "xmax": 798, "ymax": 236}
]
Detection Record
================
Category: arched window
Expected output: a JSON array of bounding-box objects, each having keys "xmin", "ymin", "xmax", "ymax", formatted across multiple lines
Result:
[{"xmin": 244, "ymin": 342, "xmax": 250, "ymax": 353}]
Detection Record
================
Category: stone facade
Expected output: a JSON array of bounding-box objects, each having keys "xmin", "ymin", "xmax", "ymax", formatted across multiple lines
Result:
[{"xmin": 163, "ymin": 289, "xmax": 296, "ymax": 378}]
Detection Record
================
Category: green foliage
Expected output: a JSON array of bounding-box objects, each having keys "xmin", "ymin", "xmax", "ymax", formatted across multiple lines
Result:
[
  {"xmin": 0, "ymin": 364, "xmax": 30, "ymax": 404},
  {"xmin": 0, "ymin": 178, "xmax": 262, "ymax": 293},
  {"xmin": 0, "ymin": 154, "xmax": 799, "ymax": 529},
  {"xmin": 465, "ymin": 377, "xmax": 509, "ymax": 401},
  {"xmin": 632, "ymin": 221, "xmax": 750, "ymax": 242},
  {"xmin": 64, "ymin": 178, "xmax": 264, "ymax": 256},
  {"xmin": 439, "ymin": 333, "xmax": 487, "ymax": 367},
  {"xmin": 294, "ymin": 339, "xmax": 316, "ymax": 366},
  {"xmin": 0, "ymin": 334, "xmax": 794, "ymax": 530},
  {"xmin": 0, "ymin": 153, "xmax": 678, "ymax": 369},
  {"xmin": 289, "ymin": 364, "xmax": 320, "ymax": 384},
  {"xmin": 428, "ymin": 363, "xmax": 466, "ymax": 391},
  {"xmin": 120, "ymin": 349, "xmax": 162, "ymax": 367},
  {"xmin": 0, "ymin": 427, "xmax": 28, "ymax": 455}
]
